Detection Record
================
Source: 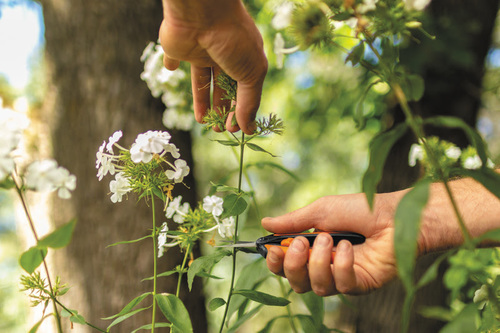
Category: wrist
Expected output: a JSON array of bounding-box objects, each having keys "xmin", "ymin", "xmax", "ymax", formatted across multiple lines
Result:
[{"xmin": 162, "ymin": 0, "xmax": 245, "ymax": 27}]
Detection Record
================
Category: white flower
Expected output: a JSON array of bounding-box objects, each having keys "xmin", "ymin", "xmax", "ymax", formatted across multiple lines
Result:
[
  {"xmin": 106, "ymin": 130, "xmax": 123, "ymax": 154},
  {"xmin": 165, "ymin": 196, "xmax": 190, "ymax": 223},
  {"xmin": 130, "ymin": 143, "xmax": 154, "ymax": 163},
  {"xmin": 25, "ymin": 159, "xmax": 60, "ymax": 192},
  {"xmin": 357, "ymin": 0, "xmax": 378, "ymax": 14},
  {"xmin": 274, "ymin": 33, "xmax": 300, "ymax": 69},
  {"xmin": 473, "ymin": 284, "xmax": 488, "ymax": 310},
  {"xmin": 162, "ymin": 109, "xmax": 194, "ymax": 131},
  {"xmin": 52, "ymin": 167, "xmax": 77, "ymax": 199},
  {"xmin": 157, "ymin": 222, "xmax": 169, "ymax": 258},
  {"xmin": 445, "ymin": 146, "xmax": 461, "ymax": 161},
  {"xmin": 109, "ymin": 172, "xmax": 131, "ymax": 203},
  {"xmin": 403, "ymin": 0, "xmax": 431, "ymax": 11},
  {"xmin": 463, "ymin": 155, "xmax": 482, "ymax": 170},
  {"xmin": 217, "ymin": 216, "xmax": 235, "ymax": 239},
  {"xmin": 96, "ymin": 154, "xmax": 116, "ymax": 181},
  {"xmin": 408, "ymin": 144, "xmax": 424, "ymax": 167},
  {"xmin": 164, "ymin": 143, "xmax": 180, "ymax": 159},
  {"xmin": 165, "ymin": 159, "xmax": 190, "ymax": 183},
  {"xmin": 140, "ymin": 41, "xmax": 156, "ymax": 62},
  {"xmin": 166, "ymin": 196, "xmax": 183, "ymax": 218},
  {"xmin": 0, "ymin": 153, "xmax": 14, "ymax": 180},
  {"xmin": 96, "ymin": 141, "xmax": 106, "ymax": 168},
  {"xmin": 203, "ymin": 195, "xmax": 224, "ymax": 217},
  {"xmin": 272, "ymin": 1, "xmax": 294, "ymax": 30},
  {"xmin": 130, "ymin": 130, "xmax": 173, "ymax": 163}
]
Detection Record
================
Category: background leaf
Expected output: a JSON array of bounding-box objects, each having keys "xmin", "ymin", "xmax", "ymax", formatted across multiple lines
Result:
[
  {"xmin": 221, "ymin": 193, "xmax": 248, "ymax": 219},
  {"xmin": 155, "ymin": 294, "xmax": 193, "ymax": 333},
  {"xmin": 38, "ymin": 219, "xmax": 76, "ymax": 249},
  {"xmin": 19, "ymin": 246, "xmax": 47, "ymax": 274},
  {"xmin": 232, "ymin": 289, "xmax": 290, "ymax": 306},
  {"xmin": 187, "ymin": 250, "xmax": 231, "ymax": 291},
  {"xmin": 208, "ymin": 297, "xmax": 226, "ymax": 311},
  {"xmin": 299, "ymin": 291, "xmax": 324, "ymax": 329}
]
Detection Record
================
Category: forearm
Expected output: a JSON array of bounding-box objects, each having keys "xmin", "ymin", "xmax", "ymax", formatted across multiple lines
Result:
[{"xmin": 419, "ymin": 177, "xmax": 500, "ymax": 254}]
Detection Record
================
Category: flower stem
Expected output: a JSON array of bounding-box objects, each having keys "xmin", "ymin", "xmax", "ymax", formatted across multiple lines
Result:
[
  {"xmin": 176, "ymin": 243, "xmax": 191, "ymax": 297},
  {"xmin": 219, "ymin": 133, "xmax": 245, "ymax": 332},
  {"xmin": 278, "ymin": 278, "xmax": 298, "ymax": 333},
  {"xmin": 150, "ymin": 191, "xmax": 158, "ymax": 333},
  {"xmin": 13, "ymin": 174, "xmax": 63, "ymax": 333}
]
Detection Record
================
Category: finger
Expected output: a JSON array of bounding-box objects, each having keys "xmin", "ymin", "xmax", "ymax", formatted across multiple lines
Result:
[
  {"xmin": 333, "ymin": 240, "xmax": 359, "ymax": 294},
  {"xmin": 191, "ymin": 66, "xmax": 212, "ymax": 123},
  {"xmin": 232, "ymin": 81, "xmax": 262, "ymax": 134},
  {"xmin": 225, "ymin": 112, "xmax": 240, "ymax": 132},
  {"xmin": 309, "ymin": 233, "xmax": 336, "ymax": 296},
  {"xmin": 283, "ymin": 237, "xmax": 311, "ymax": 293},
  {"xmin": 261, "ymin": 199, "xmax": 326, "ymax": 234},
  {"xmin": 163, "ymin": 55, "xmax": 180, "ymax": 71},
  {"xmin": 266, "ymin": 246, "xmax": 285, "ymax": 277}
]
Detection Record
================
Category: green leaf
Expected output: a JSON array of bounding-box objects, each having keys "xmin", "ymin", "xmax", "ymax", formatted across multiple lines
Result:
[
  {"xmin": 423, "ymin": 116, "xmax": 488, "ymax": 163},
  {"xmin": 106, "ymin": 306, "xmax": 150, "ymax": 330},
  {"xmin": 213, "ymin": 139, "xmax": 239, "ymax": 147},
  {"xmin": 0, "ymin": 177, "xmax": 15, "ymax": 189},
  {"xmin": 419, "ymin": 306, "xmax": 453, "ymax": 322},
  {"xmin": 416, "ymin": 251, "xmax": 453, "ymax": 289},
  {"xmin": 29, "ymin": 314, "xmax": 53, "ymax": 333},
  {"xmin": 299, "ymin": 291, "xmax": 324, "ymax": 328},
  {"xmin": 227, "ymin": 305, "xmax": 263, "ymax": 333},
  {"xmin": 155, "ymin": 294, "xmax": 193, "ymax": 333},
  {"xmin": 106, "ymin": 235, "xmax": 152, "ymax": 248},
  {"xmin": 462, "ymin": 168, "xmax": 500, "ymax": 201},
  {"xmin": 245, "ymin": 161, "xmax": 300, "ymax": 181},
  {"xmin": 257, "ymin": 317, "xmax": 283, "ymax": 333},
  {"xmin": 394, "ymin": 178, "xmax": 431, "ymax": 291},
  {"xmin": 20, "ymin": 246, "xmax": 47, "ymax": 274},
  {"xmin": 473, "ymin": 228, "xmax": 500, "ymax": 245},
  {"xmin": 38, "ymin": 219, "xmax": 76, "ymax": 249},
  {"xmin": 209, "ymin": 182, "xmax": 240, "ymax": 193},
  {"xmin": 332, "ymin": 11, "xmax": 352, "ymax": 21},
  {"xmin": 232, "ymin": 289, "xmax": 290, "ymax": 306},
  {"xmin": 187, "ymin": 250, "xmax": 231, "ymax": 291},
  {"xmin": 208, "ymin": 297, "xmax": 226, "ymax": 311},
  {"xmin": 400, "ymin": 74, "xmax": 425, "ymax": 101},
  {"xmin": 440, "ymin": 303, "xmax": 478, "ymax": 333},
  {"xmin": 102, "ymin": 292, "xmax": 152, "ymax": 320},
  {"xmin": 296, "ymin": 314, "xmax": 317, "ymax": 333},
  {"xmin": 345, "ymin": 42, "xmax": 365, "ymax": 66},
  {"xmin": 246, "ymin": 143, "xmax": 277, "ymax": 157},
  {"xmin": 69, "ymin": 313, "xmax": 86, "ymax": 325},
  {"xmin": 142, "ymin": 270, "xmax": 179, "ymax": 281},
  {"xmin": 221, "ymin": 193, "xmax": 248, "ymax": 219},
  {"xmin": 131, "ymin": 323, "xmax": 172, "ymax": 333},
  {"xmin": 362, "ymin": 123, "xmax": 408, "ymax": 209}
]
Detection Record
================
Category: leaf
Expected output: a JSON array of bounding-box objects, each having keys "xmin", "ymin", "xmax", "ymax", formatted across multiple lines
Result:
[
  {"xmin": 295, "ymin": 314, "xmax": 317, "ymax": 333},
  {"xmin": 473, "ymin": 228, "xmax": 500, "ymax": 245},
  {"xmin": 440, "ymin": 303, "xmax": 478, "ymax": 333},
  {"xmin": 69, "ymin": 313, "xmax": 86, "ymax": 325},
  {"xmin": 187, "ymin": 250, "xmax": 231, "ymax": 291},
  {"xmin": 246, "ymin": 143, "xmax": 277, "ymax": 157},
  {"xmin": 299, "ymin": 291, "xmax": 324, "ymax": 328},
  {"xmin": 418, "ymin": 306, "xmax": 453, "ymax": 322},
  {"xmin": 209, "ymin": 182, "xmax": 240, "ymax": 193},
  {"xmin": 0, "ymin": 177, "xmax": 15, "ymax": 189},
  {"xmin": 331, "ymin": 11, "xmax": 352, "ymax": 21},
  {"xmin": 213, "ymin": 139, "xmax": 239, "ymax": 147},
  {"xmin": 102, "ymin": 292, "xmax": 152, "ymax": 320},
  {"xmin": 345, "ymin": 42, "xmax": 365, "ymax": 66},
  {"xmin": 257, "ymin": 317, "xmax": 283, "ymax": 333},
  {"xmin": 232, "ymin": 289, "xmax": 290, "ymax": 306},
  {"xmin": 38, "ymin": 219, "xmax": 76, "ymax": 249},
  {"xmin": 462, "ymin": 168, "xmax": 500, "ymax": 201},
  {"xmin": 416, "ymin": 251, "xmax": 453, "ymax": 289},
  {"xmin": 423, "ymin": 116, "xmax": 488, "ymax": 163},
  {"xmin": 131, "ymin": 323, "xmax": 172, "ymax": 333},
  {"xmin": 142, "ymin": 270, "xmax": 179, "ymax": 281},
  {"xmin": 394, "ymin": 178, "xmax": 431, "ymax": 291},
  {"xmin": 106, "ymin": 306, "xmax": 150, "ymax": 330},
  {"xmin": 227, "ymin": 305, "xmax": 263, "ymax": 333},
  {"xmin": 362, "ymin": 123, "xmax": 408, "ymax": 208},
  {"xmin": 155, "ymin": 294, "xmax": 193, "ymax": 333},
  {"xmin": 29, "ymin": 314, "xmax": 53, "ymax": 333},
  {"xmin": 246, "ymin": 161, "xmax": 300, "ymax": 181},
  {"xmin": 220, "ymin": 193, "xmax": 248, "ymax": 219},
  {"xmin": 400, "ymin": 74, "xmax": 425, "ymax": 101},
  {"xmin": 208, "ymin": 297, "xmax": 226, "ymax": 311},
  {"xmin": 20, "ymin": 246, "xmax": 47, "ymax": 274},
  {"xmin": 106, "ymin": 235, "xmax": 152, "ymax": 248}
]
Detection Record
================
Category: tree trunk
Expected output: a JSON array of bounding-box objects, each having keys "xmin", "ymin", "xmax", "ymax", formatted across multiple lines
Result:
[
  {"xmin": 39, "ymin": 0, "xmax": 207, "ymax": 331},
  {"xmin": 340, "ymin": 1, "xmax": 499, "ymax": 332}
]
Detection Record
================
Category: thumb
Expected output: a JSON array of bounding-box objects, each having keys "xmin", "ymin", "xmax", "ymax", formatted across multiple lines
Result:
[{"xmin": 163, "ymin": 55, "xmax": 180, "ymax": 71}]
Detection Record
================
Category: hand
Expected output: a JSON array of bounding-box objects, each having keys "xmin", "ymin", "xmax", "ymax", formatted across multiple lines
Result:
[
  {"xmin": 159, "ymin": 0, "xmax": 268, "ymax": 134},
  {"xmin": 262, "ymin": 193, "xmax": 401, "ymax": 296}
]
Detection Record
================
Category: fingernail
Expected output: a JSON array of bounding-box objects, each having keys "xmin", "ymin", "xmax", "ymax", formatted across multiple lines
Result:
[
  {"xmin": 337, "ymin": 240, "xmax": 350, "ymax": 253},
  {"xmin": 315, "ymin": 234, "xmax": 330, "ymax": 247},
  {"xmin": 291, "ymin": 238, "xmax": 305, "ymax": 252},
  {"xmin": 268, "ymin": 250, "xmax": 279, "ymax": 263}
]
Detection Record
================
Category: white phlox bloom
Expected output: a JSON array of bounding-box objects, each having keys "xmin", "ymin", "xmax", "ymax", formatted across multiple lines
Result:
[
  {"xmin": 157, "ymin": 222, "xmax": 169, "ymax": 258},
  {"xmin": 164, "ymin": 143, "xmax": 180, "ymax": 159},
  {"xmin": 0, "ymin": 107, "xmax": 30, "ymax": 180},
  {"xmin": 130, "ymin": 130, "xmax": 174, "ymax": 163},
  {"xmin": 408, "ymin": 144, "xmax": 424, "ymax": 167},
  {"xmin": 162, "ymin": 109, "xmax": 194, "ymax": 132},
  {"xmin": 106, "ymin": 130, "xmax": 123, "ymax": 154},
  {"xmin": 25, "ymin": 160, "xmax": 77, "ymax": 198},
  {"xmin": 130, "ymin": 143, "xmax": 154, "ymax": 164},
  {"xmin": 274, "ymin": 33, "xmax": 300, "ymax": 69},
  {"xmin": 203, "ymin": 195, "xmax": 224, "ymax": 217},
  {"xmin": 52, "ymin": 167, "xmax": 77, "ymax": 199},
  {"xmin": 96, "ymin": 141, "xmax": 118, "ymax": 181},
  {"xmin": 166, "ymin": 195, "xmax": 190, "ymax": 223},
  {"xmin": 0, "ymin": 153, "xmax": 15, "ymax": 180},
  {"xmin": 463, "ymin": 155, "xmax": 482, "ymax": 170},
  {"xmin": 357, "ymin": 0, "xmax": 378, "ymax": 14},
  {"xmin": 403, "ymin": 0, "xmax": 431, "ymax": 11},
  {"xmin": 445, "ymin": 146, "xmax": 461, "ymax": 161},
  {"xmin": 109, "ymin": 172, "xmax": 131, "ymax": 203},
  {"xmin": 272, "ymin": 1, "xmax": 294, "ymax": 30},
  {"xmin": 165, "ymin": 159, "xmax": 190, "ymax": 183},
  {"xmin": 217, "ymin": 216, "xmax": 235, "ymax": 239}
]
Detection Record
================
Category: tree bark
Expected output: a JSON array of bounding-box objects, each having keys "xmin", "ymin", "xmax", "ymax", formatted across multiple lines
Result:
[
  {"xmin": 39, "ymin": 0, "xmax": 207, "ymax": 331},
  {"xmin": 340, "ymin": 1, "xmax": 499, "ymax": 332}
]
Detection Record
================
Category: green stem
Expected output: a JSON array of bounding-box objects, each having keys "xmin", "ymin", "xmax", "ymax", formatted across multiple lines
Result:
[
  {"xmin": 13, "ymin": 174, "xmax": 64, "ymax": 333},
  {"xmin": 176, "ymin": 243, "xmax": 191, "ymax": 297},
  {"xmin": 219, "ymin": 133, "xmax": 245, "ymax": 333},
  {"xmin": 278, "ymin": 278, "xmax": 298, "ymax": 333},
  {"xmin": 53, "ymin": 298, "xmax": 107, "ymax": 332},
  {"xmin": 151, "ymin": 192, "xmax": 158, "ymax": 333}
]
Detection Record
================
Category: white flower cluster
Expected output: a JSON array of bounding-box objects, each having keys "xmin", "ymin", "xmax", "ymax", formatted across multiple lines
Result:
[
  {"xmin": 203, "ymin": 195, "xmax": 235, "ymax": 239},
  {"xmin": 140, "ymin": 42, "xmax": 194, "ymax": 131},
  {"xmin": 408, "ymin": 142, "xmax": 494, "ymax": 170},
  {"xmin": 0, "ymin": 102, "xmax": 76, "ymax": 199},
  {"xmin": 96, "ymin": 130, "xmax": 190, "ymax": 203},
  {"xmin": 272, "ymin": 2, "xmax": 299, "ymax": 69}
]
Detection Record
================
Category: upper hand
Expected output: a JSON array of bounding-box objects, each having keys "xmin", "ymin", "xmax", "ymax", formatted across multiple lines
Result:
[
  {"xmin": 262, "ymin": 193, "xmax": 400, "ymax": 296},
  {"xmin": 159, "ymin": 0, "xmax": 268, "ymax": 134}
]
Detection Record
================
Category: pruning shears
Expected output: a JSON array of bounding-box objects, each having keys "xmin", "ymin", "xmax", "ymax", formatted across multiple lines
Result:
[{"xmin": 218, "ymin": 232, "xmax": 365, "ymax": 262}]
